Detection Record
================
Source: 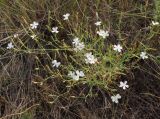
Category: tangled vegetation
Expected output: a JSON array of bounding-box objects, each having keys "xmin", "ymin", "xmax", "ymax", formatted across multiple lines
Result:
[{"xmin": 0, "ymin": 0, "xmax": 160, "ymax": 119}]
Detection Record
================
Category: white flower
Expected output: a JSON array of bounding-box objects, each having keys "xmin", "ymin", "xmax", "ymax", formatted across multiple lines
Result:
[
  {"xmin": 72, "ymin": 37, "xmax": 80, "ymax": 45},
  {"xmin": 111, "ymin": 94, "xmax": 121, "ymax": 103},
  {"xmin": 119, "ymin": 81, "xmax": 129, "ymax": 90},
  {"xmin": 31, "ymin": 34, "xmax": 36, "ymax": 39},
  {"xmin": 85, "ymin": 52, "xmax": 97, "ymax": 64},
  {"xmin": 68, "ymin": 71, "xmax": 78, "ymax": 80},
  {"xmin": 75, "ymin": 70, "xmax": 85, "ymax": 77},
  {"xmin": 52, "ymin": 60, "xmax": 61, "ymax": 68},
  {"xmin": 113, "ymin": 44, "xmax": 123, "ymax": 52},
  {"xmin": 72, "ymin": 75, "xmax": 79, "ymax": 80},
  {"xmin": 30, "ymin": 21, "xmax": 39, "ymax": 29},
  {"xmin": 152, "ymin": 21, "xmax": 159, "ymax": 26},
  {"xmin": 97, "ymin": 29, "xmax": 109, "ymax": 38},
  {"xmin": 72, "ymin": 37, "xmax": 85, "ymax": 51},
  {"xmin": 13, "ymin": 34, "xmax": 18, "ymax": 38},
  {"xmin": 63, "ymin": 13, "xmax": 70, "ymax": 20},
  {"xmin": 95, "ymin": 21, "xmax": 101, "ymax": 26},
  {"xmin": 7, "ymin": 42, "xmax": 14, "ymax": 49},
  {"xmin": 140, "ymin": 52, "xmax": 148, "ymax": 59},
  {"xmin": 74, "ymin": 42, "xmax": 85, "ymax": 51},
  {"xmin": 68, "ymin": 70, "xmax": 85, "ymax": 80},
  {"xmin": 52, "ymin": 27, "xmax": 59, "ymax": 33}
]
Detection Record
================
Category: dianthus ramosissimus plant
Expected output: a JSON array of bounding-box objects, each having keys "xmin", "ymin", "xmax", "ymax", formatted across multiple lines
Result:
[{"xmin": 3, "ymin": 11, "xmax": 152, "ymax": 105}]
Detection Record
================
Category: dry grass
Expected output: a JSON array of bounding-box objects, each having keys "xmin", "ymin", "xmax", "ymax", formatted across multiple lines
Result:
[{"xmin": 0, "ymin": 0, "xmax": 160, "ymax": 119}]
